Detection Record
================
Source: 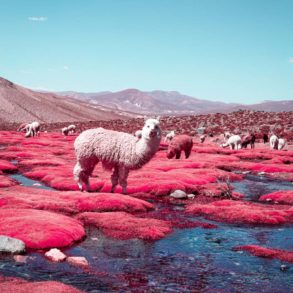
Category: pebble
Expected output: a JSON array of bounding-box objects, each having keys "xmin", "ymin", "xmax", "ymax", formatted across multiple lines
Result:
[
  {"xmin": 170, "ymin": 190, "xmax": 187, "ymax": 199},
  {"xmin": 45, "ymin": 248, "xmax": 67, "ymax": 262},
  {"xmin": 67, "ymin": 256, "xmax": 89, "ymax": 267}
]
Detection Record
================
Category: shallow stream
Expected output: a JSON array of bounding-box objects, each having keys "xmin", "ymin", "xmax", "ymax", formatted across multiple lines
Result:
[{"xmin": 1, "ymin": 173, "xmax": 292, "ymax": 292}]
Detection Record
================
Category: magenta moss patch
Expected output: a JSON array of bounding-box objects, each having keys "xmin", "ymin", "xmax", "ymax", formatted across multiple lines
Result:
[
  {"xmin": 234, "ymin": 245, "xmax": 293, "ymax": 263},
  {"xmin": 0, "ymin": 275, "xmax": 83, "ymax": 293},
  {"xmin": 0, "ymin": 208, "xmax": 85, "ymax": 249},
  {"xmin": 186, "ymin": 199, "xmax": 293, "ymax": 225},
  {"xmin": 0, "ymin": 186, "xmax": 153, "ymax": 214},
  {"xmin": 77, "ymin": 211, "xmax": 172, "ymax": 240},
  {"xmin": 259, "ymin": 190, "xmax": 293, "ymax": 205}
]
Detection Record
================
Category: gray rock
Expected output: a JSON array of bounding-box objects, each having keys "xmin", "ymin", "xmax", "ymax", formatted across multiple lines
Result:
[
  {"xmin": 170, "ymin": 190, "xmax": 187, "ymax": 199},
  {"xmin": 0, "ymin": 235, "xmax": 25, "ymax": 254}
]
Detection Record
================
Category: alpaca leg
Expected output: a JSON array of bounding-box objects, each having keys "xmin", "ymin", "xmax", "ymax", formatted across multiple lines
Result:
[
  {"xmin": 111, "ymin": 166, "xmax": 119, "ymax": 193},
  {"xmin": 175, "ymin": 151, "xmax": 181, "ymax": 159},
  {"xmin": 185, "ymin": 149, "xmax": 191, "ymax": 159},
  {"xmin": 73, "ymin": 160, "xmax": 93, "ymax": 192},
  {"xmin": 73, "ymin": 162, "xmax": 84, "ymax": 191},
  {"xmin": 118, "ymin": 167, "xmax": 129, "ymax": 194}
]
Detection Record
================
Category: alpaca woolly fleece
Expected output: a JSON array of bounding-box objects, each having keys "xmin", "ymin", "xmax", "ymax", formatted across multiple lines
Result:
[
  {"xmin": 167, "ymin": 134, "xmax": 193, "ymax": 159},
  {"xmin": 74, "ymin": 118, "xmax": 161, "ymax": 193},
  {"xmin": 241, "ymin": 133, "xmax": 256, "ymax": 149},
  {"xmin": 278, "ymin": 138, "xmax": 286, "ymax": 150},
  {"xmin": 220, "ymin": 135, "xmax": 241, "ymax": 150},
  {"xmin": 164, "ymin": 130, "xmax": 175, "ymax": 143},
  {"xmin": 270, "ymin": 134, "xmax": 278, "ymax": 150},
  {"xmin": 25, "ymin": 121, "xmax": 40, "ymax": 138}
]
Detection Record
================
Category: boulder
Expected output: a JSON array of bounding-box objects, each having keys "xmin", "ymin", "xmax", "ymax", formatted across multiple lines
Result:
[{"xmin": 0, "ymin": 235, "xmax": 25, "ymax": 254}]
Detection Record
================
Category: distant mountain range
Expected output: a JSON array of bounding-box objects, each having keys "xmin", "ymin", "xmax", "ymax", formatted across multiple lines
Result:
[
  {"xmin": 0, "ymin": 76, "xmax": 292, "ymax": 124},
  {"xmin": 58, "ymin": 89, "xmax": 293, "ymax": 115},
  {"xmin": 0, "ymin": 77, "xmax": 136, "ymax": 123}
]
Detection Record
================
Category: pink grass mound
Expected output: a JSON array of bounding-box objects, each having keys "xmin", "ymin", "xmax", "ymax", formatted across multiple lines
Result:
[
  {"xmin": 234, "ymin": 245, "xmax": 293, "ymax": 263},
  {"xmin": 0, "ymin": 159, "xmax": 17, "ymax": 172},
  {"xmin": 259, "ymin": 190, "xmax": 293, "ymax": 205},
  {"xmin": 0, "ymin": 186, "xmax": 153, "ymax": 214},
  {"xmin": 77, "ymin": 211, "xmax": 172, "ymax": 240},
  {"xmin": 0, "ymin": 275, "xmax": 83, "ymax": 293},
  {"xmin": 186, "ymin": 200, "xmax": 293, "ymax": 225},
  {"xmin": 0, "ymin": 175, "xmax": 18, "ymax": 188},
  {"xmin": 0, "ymin": 209, "xmax": 85, "ymax": 249}
]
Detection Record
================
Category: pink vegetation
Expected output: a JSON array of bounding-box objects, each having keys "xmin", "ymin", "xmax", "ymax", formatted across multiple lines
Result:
[
  {"xmin": 0, "ymin": 159, "xmax": 17, "ymax": 172},
  {"xmin": 0, "ymin": 175, "xmax": 18, "ymax": 188},
  {"xmin": 0, "ymin": 186, "xmax": 153, "ymax": 214},
  {"xmin": 234, "ymin": 245, "xmax": 293, "ymax": 263},
  {"xmin": 0, "ymin": 275, "xmax": 82, "ymax": 293},
  {"xmin": 259, "ymin": 190, "xmax": 293, "ymax": 205},
  {"xmin": 186, "ymin": 200, "xmax": 293, "ymax": 225},
  {"xmin": 77, "ymin": 211, "xmax": 172, "ymax": 240},
  {"xmin": 0, "ymin": 209, "xmax": 85, "ymax": 249},
  {"xmin": 167, "ymin": 134, "xmax": 193, "ymax": 159}
]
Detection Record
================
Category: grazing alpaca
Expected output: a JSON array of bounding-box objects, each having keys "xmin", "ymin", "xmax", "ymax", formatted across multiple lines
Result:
[
  {"xmin": 17, "ymin": 123, "xmax": 29, "ymax": 132},
  {"xmin": 270, "ymin": 135, "xmax": 279, "ymax": 150},
  {"xmin": 67, "ymin": 124, "xmax": 76, "ymax": 133},
  {"xmin": 223, "ymin": 131, "xmax": 232, "ymax": 141},
  {"xmin": 73, "ymin": 118, "xmax": 161, "ymax": 194},
  {"xmin": 263, "ymin": 133, "xmax": 269, "ymax": 144},
  {"xmin": 241, "ymin": 134, "xmax": 256, "ymax": 149},
  {"xmin": 164, "ymin": 131, "xmax": 175, "ymax": 143},
  {"xmin": 200, "ymin": 134, "xmax": 206, "ymax": 143},
  {"xmin": 220, "ymin": 135, "xmax": 242, "ymax": 150},
  {"xmin": 25, "ymin": 121, "xmax": 41, "ymax": 137},
  {"xmin": 62, "ymin": 124, "xmax": 77, "ymax": 136},
  {"xmin": 167, "ymin": 135, "xmax": 193, "ymax": 159},
  {"xmin": 277, "ymin": 138, "xmax": 286, "ymax": 150}
]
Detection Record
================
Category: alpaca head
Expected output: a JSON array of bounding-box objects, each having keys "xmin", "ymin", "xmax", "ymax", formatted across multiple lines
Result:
[
  {"xmin": 141, "ymin": 118, "xmax": 161, "ymax": 140},
  {"xmin": 166, "ymin": 147, "xmax": 176, "ymax": 159}
]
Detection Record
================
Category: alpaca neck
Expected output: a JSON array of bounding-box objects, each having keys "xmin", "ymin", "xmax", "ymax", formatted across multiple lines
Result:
[{"xmin": 135, "ymin": 136, "xmax": 160, "ymax": 160}]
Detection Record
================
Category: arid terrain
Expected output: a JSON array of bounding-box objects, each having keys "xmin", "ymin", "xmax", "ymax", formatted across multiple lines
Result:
[
  {"xmin": 0, "ymin": 77, "xmax": 293, "ymax": 292},
  {"xmin": 0, "ymin": 118, "xmax": 292, "ymax": 291}
]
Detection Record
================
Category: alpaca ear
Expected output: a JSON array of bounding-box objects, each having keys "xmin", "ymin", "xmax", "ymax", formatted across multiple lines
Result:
[{"xmin": 156, "ymin": 116, "xmax": 161, "ymax": 122}]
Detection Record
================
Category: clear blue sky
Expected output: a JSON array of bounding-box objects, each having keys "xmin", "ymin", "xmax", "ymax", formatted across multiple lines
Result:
[{"xmin": 0, "ymin": 0, "xmax": 292, "ymax": 103}]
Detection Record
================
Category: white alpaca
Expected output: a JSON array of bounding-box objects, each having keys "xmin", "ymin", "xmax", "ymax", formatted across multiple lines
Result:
[
  {"xmin": 220, "ymin": 135, "xmax": 242, "ymax": 150},
  {"xmin": 62, "ymin": 124, "xmax": 76, "ymax": 136},
  {"xmin": 277, "ymin": 138, "xmax": 286, "ymax": 150},
  {"xmin": 223, "ymin": 131, "xmax": 232, "ymax": 141},
  {"xmin": 73, "ymin": 118, "xmax": 162, "ymax": 194},
  {"xmin": 25, "ymin": 121, "xmax": 40, "ymax": 137},
  {"xmin": 200, "ymin": 134, "xmax": 206, "ymax": 143},
  {"xmin": 164, "ymin": 131, "xmax": 175, "ymax": 143},
  {"xmin": 269, "ymin": 135, "xmax": 279, "ymax": 150},
  {"xmin": 67, "ymin": 124, "xmax": 76, "ymax": 133}
]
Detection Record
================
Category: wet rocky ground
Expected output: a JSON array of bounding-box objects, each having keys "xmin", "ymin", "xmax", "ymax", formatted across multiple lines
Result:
[{"xmin": 0, "ymin": 131, "xmax": 292, "ymax": 292}]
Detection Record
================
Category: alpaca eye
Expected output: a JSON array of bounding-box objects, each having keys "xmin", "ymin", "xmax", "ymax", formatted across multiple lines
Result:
[{"xmin": 147, "ymin": 125, "xmax": 150, "ymax": 128}]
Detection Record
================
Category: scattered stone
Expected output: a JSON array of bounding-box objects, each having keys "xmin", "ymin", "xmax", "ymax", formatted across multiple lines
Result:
[
  {"xmin": 45, "ymin": 248, "xmax": 67, "ymax": 262},
  {"xmin": 280, "ymin": 264, "xmax": 289, "ymax": 272},
  {"xmin": 67, "ymin": 256, "xmax": 89, "ymax": 267},
  {"xmin": 187, "ymin": 194, "xmax": 195, "ymax": 199},
  {"xmin": 0, "ymin": 235, "xmax": 25, "ymax": 254},
  {"xmin": 170, "ymin": 190, "xmax": 187, "ymax": 199},
  {"xmin": 13, "ymin": 255, "xmax": 28, "ymax": 263}
]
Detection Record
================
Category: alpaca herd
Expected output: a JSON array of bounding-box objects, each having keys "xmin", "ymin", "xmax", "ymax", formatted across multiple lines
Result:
[{"xmin": 16, "ymin": 119, "xmax": 288, "ymax": 194}]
